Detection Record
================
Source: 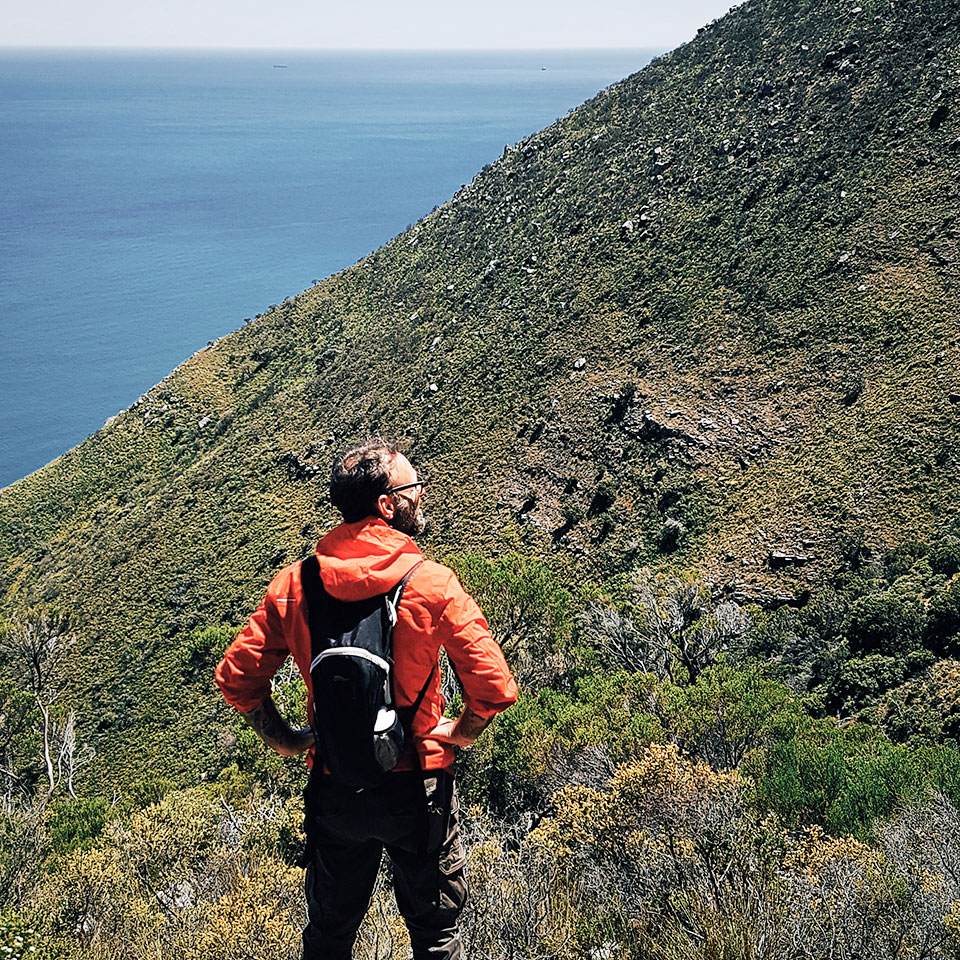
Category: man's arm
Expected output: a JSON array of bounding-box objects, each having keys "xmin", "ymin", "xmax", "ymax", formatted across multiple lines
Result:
[
  {"xmin": 429, "ymin": 707, "xmax": 493, "ymax": 749},
  {"xmin": 241, "ymin": 695, "xmax": 315, "ymax": 757},
  {"xmin": 424, "ymin": 568, "xmax": 519, "ymax": 750},
  {"xmin": 216, "ymin": 569, "xmax": 314, "ymax": 757}
]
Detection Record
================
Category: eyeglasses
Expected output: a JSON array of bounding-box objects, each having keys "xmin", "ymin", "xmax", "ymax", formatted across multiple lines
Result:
[{"xmin": 388, "ymin": 479, "xmax": 426, "ymax": 496}]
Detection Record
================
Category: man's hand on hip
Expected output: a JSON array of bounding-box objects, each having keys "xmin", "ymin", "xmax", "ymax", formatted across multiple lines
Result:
[{"xmin": 429, "ymin": 708, "xmax": 493, "ymax": 749}]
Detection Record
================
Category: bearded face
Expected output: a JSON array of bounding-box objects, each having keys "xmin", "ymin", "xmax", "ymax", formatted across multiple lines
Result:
[{"xmin": 388, "ymin": 493, "xmax": 426, "ymax": 537}]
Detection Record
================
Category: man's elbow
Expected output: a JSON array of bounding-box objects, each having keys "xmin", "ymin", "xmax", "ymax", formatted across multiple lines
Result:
[
  {"xmin": 471, "ymin": 679, "xmax": 520, "ymax": 717},
  {"xmin": 214, "ymin": 657, "xmax": 268, "ymax": 714},
  {"xmin": 500, "ymin": 675, "xmax": 520, "ymax": 709}
]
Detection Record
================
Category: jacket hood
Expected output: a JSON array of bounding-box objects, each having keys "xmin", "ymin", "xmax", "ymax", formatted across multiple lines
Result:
[{"xmin": 315, "ymin": 518, "xmax": 424, "ymax": 601}]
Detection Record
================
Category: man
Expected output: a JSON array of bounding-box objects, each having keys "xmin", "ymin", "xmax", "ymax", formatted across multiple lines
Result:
[{"xmin": 215, "ymin": 438, "xmax": 518, "ymax": 960}]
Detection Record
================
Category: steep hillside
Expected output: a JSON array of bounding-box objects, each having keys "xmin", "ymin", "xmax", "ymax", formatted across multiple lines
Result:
[{"xmin": 2, "ymin": 0, "xmax": 960, "ymax": 786}]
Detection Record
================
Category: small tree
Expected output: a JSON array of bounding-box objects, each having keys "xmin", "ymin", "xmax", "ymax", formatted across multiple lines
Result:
[
  {"xmin": 0, "ymin": 608, "xmax": 90, "ymax": 799},
  {"xmin": 592, "ymin": 570, "xmax": 750, "ymax": 683},
  {"xmin": 446, "ymin": 553, "xmax": 572, "ymax": 687}
]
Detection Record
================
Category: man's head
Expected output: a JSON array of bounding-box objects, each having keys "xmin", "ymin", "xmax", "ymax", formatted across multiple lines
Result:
[{"xmin": 329, "ymin": 439, "xmax": 426, "ymax": 536}]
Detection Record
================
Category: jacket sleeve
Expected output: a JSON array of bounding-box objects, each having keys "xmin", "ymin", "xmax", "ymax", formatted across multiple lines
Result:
[
  {"xmin": 436, "ymin": 570, "xmax": 519, "ymax": 718},
  {"xmin": 215, "ymin": 581, "xmax": 291, "ymax": 713}
]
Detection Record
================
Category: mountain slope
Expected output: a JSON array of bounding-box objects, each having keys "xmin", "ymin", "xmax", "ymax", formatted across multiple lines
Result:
[{"xmin": 2, "ymin": 0, "xmax": 960, "ymax": 786}]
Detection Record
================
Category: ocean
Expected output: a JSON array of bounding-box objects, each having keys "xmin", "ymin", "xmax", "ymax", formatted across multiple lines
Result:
[{"xmin": 0, "ymin": 49, "xmax": 657, "ymax": 488}]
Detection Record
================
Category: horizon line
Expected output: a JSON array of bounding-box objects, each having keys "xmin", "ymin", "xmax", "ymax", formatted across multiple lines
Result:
[{"xmin": 0, "ymin": 43, "xmax": 670, "ymax": 53}]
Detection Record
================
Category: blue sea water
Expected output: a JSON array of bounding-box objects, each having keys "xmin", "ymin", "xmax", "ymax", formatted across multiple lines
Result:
[{"xmin": 0, "ymin": 49, "xmax": 657, "ymax": 489}]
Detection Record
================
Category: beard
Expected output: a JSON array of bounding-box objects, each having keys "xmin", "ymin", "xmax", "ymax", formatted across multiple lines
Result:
[{"xmin": 389, "ymin": 497, "xmax": 427, "ymax": 537}]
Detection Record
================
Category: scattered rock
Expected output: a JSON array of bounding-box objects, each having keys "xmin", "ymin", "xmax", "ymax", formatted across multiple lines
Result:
[
  {"xmin": 822, "ymin": 41, "xmax": 860, "ymax": 70},
  {"xmin": 628, "ymin": 412, "xmax": 691, "ymax": 443},
  {"xmin": 660, "ymin": 518, "xmax": 687, "ymax": 547},
  {"xmin": 732, "ymin": 587, "xmax": 807, "ymax": 608},
  {"xmin": 768, "ymin": 550, "xmax": 810, "ymax": 569},
  {"xmin": 930, "ymin": 104, "xmax": 950, "ymax": 131},
  {"xmin": 278, "ymin": 452, "xmax": 321, "ymax": 482},
  {"xmin": 841, "ymin": 375, "xmax": 863, "ymax": 405}
]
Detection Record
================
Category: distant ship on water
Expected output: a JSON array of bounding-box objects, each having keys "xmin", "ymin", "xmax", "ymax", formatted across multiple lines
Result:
[{"xmin": 273, "ymin": 64, "xmax": 288, "ymax": 68}]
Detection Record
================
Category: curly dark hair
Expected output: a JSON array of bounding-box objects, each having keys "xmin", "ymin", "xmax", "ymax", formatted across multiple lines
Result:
[{"xmin": 329, "ymin": 438, "xmax": 400, "ymax": 522}]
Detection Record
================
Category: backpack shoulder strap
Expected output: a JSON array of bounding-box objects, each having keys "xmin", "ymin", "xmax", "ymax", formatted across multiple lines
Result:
[
  {"xmin": 384, "ymin": 560, "xmax": 424, "ymax": 628},
  {"xmin": 300, "ymin": 554, "xmax": 326, "ymax": 652}
]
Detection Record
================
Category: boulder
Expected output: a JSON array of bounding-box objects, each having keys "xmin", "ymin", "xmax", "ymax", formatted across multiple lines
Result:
[{"xmin": 768, "ymin": 550, "xmax": 810, "ymax": 569}]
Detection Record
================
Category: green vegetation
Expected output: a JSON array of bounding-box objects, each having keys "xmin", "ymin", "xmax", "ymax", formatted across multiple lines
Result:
[{"xmin": 7, "ymin": 585, "xmax": 960, "ymax": 957}]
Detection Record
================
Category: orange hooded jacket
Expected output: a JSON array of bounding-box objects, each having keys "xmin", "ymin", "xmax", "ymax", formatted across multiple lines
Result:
[{"xmin": 215, "ymin": 518, "xmax": 518, "ymax": 772}]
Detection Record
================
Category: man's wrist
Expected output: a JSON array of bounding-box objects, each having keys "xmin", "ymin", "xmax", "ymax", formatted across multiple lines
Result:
[{"xmin": 452, "ymin": 708, "xmax": 493, "ymax": 746}]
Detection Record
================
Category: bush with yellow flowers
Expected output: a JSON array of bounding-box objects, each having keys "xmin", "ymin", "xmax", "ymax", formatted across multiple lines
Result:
[{"xmin": 27, "ymin": 787, "xmax": 306, "ymax": 960}]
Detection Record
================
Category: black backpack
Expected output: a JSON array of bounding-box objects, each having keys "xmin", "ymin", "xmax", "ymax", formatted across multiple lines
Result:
[{"xmin": 301, "ymin": 555, "xmax": 433, "ymax": 787}]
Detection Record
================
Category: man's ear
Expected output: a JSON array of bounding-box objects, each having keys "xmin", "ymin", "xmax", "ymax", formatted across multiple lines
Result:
[{"xmin": 376, "ymin": 493, "xmax": 396, "ymax": 521}]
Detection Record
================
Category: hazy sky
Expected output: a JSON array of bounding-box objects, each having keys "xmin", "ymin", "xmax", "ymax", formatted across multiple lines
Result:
[{"xmin": 5, "ymin": 0, "xmax": 738, "ymax": 50}]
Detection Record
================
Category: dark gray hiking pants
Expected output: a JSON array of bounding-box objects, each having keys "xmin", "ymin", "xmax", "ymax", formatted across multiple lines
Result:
[{"xmin": 302, "ymin": 769, "xmax": 467, "ymax": 960}]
